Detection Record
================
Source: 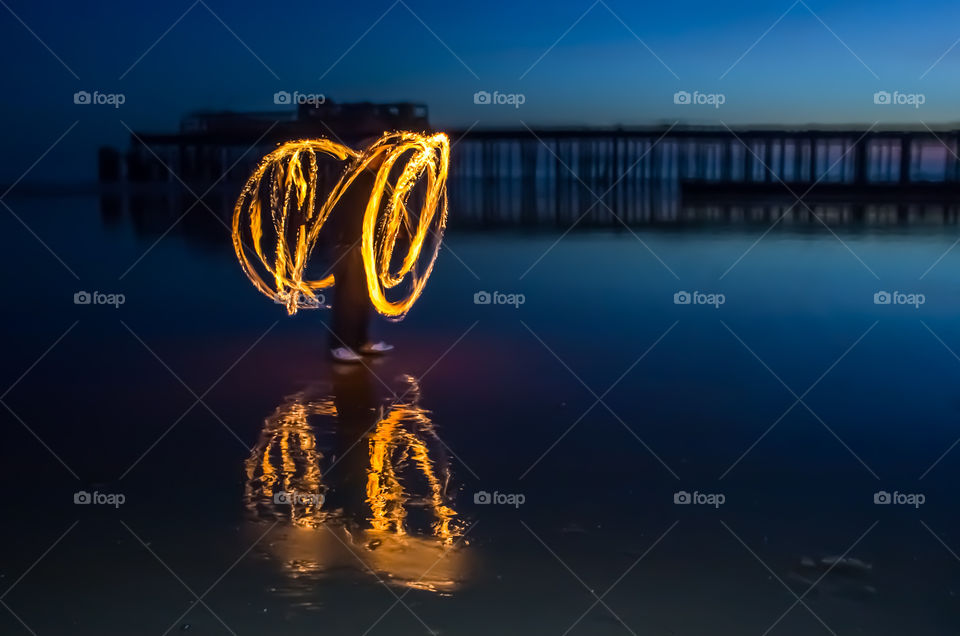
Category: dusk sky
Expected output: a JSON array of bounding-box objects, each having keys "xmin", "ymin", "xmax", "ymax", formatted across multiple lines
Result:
[
  {"xmin": 6, "ymin": 4, "xmax": 960, "ymax": 633},
  {"xmin": 2, "ymin": 0, "xmax": 960, "ymax": 183}
]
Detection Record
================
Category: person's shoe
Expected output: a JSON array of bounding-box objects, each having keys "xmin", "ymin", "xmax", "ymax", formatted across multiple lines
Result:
[
  {"xmin": 360, "ymin": 341, "xmax": 394, "ymax": 355},
  {"xmin": 330, "ymin": 346, "xmax": 363, "ymax": 363}
]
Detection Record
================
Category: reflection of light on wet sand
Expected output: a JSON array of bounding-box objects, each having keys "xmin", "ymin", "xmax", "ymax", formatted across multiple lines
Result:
[
  {"xmin": 366, "ymin": 377, "xmax": 460, "ymax": 541},
  {"xmin": 361, "ymin": 532, "xmax": 470, "ymax": 594},
  {"xmin": 244, "ymin": 391, "xmax": 334, "ymax": 529},
  {"xmin": 363, "ymin": 376, "xmax": 467, "ymax": 593},
  {"xmin": 244, "ymin": 376, "xmax": 471, "ymax": 597}
]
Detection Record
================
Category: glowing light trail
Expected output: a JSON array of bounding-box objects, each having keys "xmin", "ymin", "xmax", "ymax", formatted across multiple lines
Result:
[{"xmin": 232, "ymin": 132, "xmax": 450, "ymax": 320}]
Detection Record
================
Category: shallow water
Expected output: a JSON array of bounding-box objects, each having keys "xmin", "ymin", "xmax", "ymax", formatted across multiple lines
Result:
[{"xmin": 1, "ymin": 194, "xmax": 959, "ymax": 634}]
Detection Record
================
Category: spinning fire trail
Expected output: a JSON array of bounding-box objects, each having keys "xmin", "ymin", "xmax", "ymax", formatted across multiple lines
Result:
[{"xmin": 232, "ymin": 132, "xmax": 450, "ymax": 320}]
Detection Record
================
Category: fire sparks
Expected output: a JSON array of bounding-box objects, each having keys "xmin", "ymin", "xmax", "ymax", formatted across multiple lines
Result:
[{"xmin": 232, "ymin": 132, "xmax": 450, "ymax": 320}]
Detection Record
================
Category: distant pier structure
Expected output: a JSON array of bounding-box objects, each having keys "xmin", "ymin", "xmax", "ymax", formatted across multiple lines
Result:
[
  {"xmin": 100, "ymin": 99, "xmax": 430, "ymax": 185},
  {"xmin": 450, "ymin": 127, "xmax": 960, "ymax": 186},
  {"xmin": 101, "ymin": 111, "xmax": 960, "ymax": 227},
  {"xmin": 444, "ymin": 126, "xmax": 960, "ymax": 226}
]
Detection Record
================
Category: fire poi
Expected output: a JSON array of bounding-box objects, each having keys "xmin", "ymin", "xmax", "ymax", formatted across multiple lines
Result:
[{"xmin": 232, "ymin": 132, "xmax": 450, "ymax": 320}]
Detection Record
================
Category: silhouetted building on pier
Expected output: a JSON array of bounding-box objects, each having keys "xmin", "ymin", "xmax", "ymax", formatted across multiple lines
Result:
[{"xmin": 99, "ymin": 99, "xmax": 430, "ymax": 184}]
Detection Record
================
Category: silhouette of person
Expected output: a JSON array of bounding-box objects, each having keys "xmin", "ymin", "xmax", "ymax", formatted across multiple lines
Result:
[{"xmin": 326, "ymin": 147, "xmax": 393, "ymax": 363}]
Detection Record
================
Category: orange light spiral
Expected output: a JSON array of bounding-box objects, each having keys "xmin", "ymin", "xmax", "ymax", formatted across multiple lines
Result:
[{"xmin": 232, "ymin": 132, "xmax": 449, "ymax": 320}]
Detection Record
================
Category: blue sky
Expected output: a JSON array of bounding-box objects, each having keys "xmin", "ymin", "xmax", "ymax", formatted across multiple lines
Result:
[{"xmin": 2, "ymin": 0, "xmax": 959, "ymax": 182}]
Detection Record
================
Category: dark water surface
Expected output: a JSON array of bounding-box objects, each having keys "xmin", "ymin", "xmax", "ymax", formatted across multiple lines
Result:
[{"xmin": 1, "ymin": 194, "xmax": 959, "ymax": 634}]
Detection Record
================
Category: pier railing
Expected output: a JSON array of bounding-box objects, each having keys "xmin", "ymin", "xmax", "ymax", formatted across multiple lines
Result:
[{"xmin": 110, "ymin": 125, "xmax": 960, "ymax": 227}]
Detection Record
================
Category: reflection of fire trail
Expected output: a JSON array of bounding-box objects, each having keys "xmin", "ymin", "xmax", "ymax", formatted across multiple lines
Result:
[
  {"xmin": 232, "ymin": 132, "xmax": 449, "ymax": 319},
  {"xmin": 244, "ymin": 375, "xmax": 469, "ymax": 593},
  {"xmin": 244, "ymin": 391, "xmax": 335, "ymax": 529},
  {"xmin": 366, "ymin": 376, "xmax": 460, "ymax": 543}
]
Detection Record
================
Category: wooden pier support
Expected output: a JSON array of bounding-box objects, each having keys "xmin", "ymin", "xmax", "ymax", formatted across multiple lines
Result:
[{"xmin": 900, "ymin": 135, "xmax": 912, "ymax": 184}]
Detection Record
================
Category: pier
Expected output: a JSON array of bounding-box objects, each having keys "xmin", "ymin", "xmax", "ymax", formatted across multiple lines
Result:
[{"xmin": 106, "ymin": 122, "xmax": 960, "ymax": 228}]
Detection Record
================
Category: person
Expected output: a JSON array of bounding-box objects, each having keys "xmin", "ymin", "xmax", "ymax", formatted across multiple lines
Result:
[{"xmin": 326, "ymin": 147, "xmax": 394, "ymax": 363}]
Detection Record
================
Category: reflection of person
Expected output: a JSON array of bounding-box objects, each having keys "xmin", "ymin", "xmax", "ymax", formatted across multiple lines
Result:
[
  {"xmin": 328, "ymin": 364, "xmax": 380, "ymax": 525},
  {"xmin": 243, "ymin": 369, "xmax": 470, "ymax": 593},
  {"xmin": 327, "ymin": 149, "xmax": 394, "ymax": 363}
]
